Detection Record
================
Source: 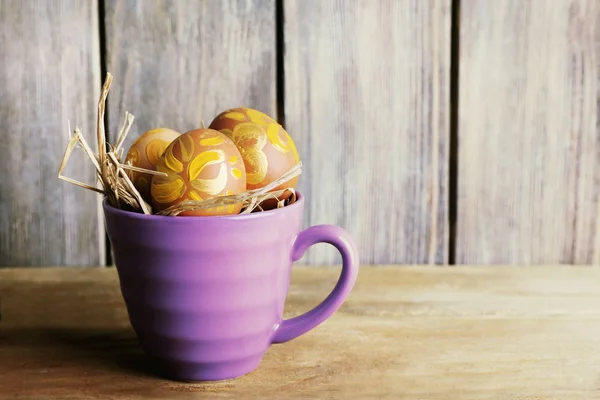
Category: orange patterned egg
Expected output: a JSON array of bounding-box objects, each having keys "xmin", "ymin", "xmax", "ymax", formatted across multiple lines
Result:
[
  {"xmin": 208, "ymin": 108, "xmax": 300, "ymax": 195},
  {"xmin": 150, "ymin": 128, "xmax": 247, "ymax": 216},
  {"xmin": 124, "ymin": 128, "xmax": 180, "ymax": 202}
]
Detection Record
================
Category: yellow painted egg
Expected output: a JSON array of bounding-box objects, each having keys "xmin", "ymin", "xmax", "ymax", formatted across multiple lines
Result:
[
  {"xmin": 124, "ymin": 128, "xmax": 180, "ymax": 202},
  {"xmin": 208, "ymin": 108, "xmax": 300, "ymax": 195},
  {"xmin": 150, "ymin": 128, "xmax": 247, "ymax": 216}
]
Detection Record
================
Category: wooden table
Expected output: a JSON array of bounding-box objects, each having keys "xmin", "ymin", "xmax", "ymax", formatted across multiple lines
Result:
[{"xmin": 2, "ymin": 266, "xmax": 600, "ymax": 399}]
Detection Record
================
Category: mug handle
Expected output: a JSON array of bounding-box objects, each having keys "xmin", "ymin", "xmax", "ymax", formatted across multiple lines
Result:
[{"xmin": 271, "ymin": 225, "xmax": 359, "ymax": 343}]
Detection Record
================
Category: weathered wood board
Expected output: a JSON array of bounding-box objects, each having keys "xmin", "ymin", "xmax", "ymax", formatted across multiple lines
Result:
[
  {"xmin": 283, "ymin": 0, "xmax": 451, "ymax": 265},
  {"xmin": 0, "ymin": 0, "xmax": 104, "ymax": 266},
  {"xmin": 103, "ymin": 0, "xmax": 276, "ymax": 153},
  {"xmin": 4, "ymin": 0, "xmax": 598, "ymax": 267},
  {"xmin": 3, "ymin": 265, "xmax": 600, "ymax": 398},
  {"xmin": 456, "ymin": 0, "xmax": 600, "ymax": 264}
]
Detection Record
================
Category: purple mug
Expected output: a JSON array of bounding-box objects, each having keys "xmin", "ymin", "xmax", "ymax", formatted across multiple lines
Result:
[{"xmin": 103, "ymin": 192, "xmax": 359, "ymax": 382}]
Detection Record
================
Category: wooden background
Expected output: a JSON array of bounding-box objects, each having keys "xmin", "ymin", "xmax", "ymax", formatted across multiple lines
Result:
[{"xmin": 0, "ymin": 0, "xmax": 597, "ymax": 267}]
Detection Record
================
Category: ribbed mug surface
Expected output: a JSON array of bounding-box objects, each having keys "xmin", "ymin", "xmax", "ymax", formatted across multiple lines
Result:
[{"xmin": 104, "ymin": 192, "xmax": 359, "ymax": 382}]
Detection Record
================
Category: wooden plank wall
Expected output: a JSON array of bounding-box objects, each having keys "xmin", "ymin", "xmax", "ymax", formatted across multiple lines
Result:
[
  {"xmin": 283, "ymin": 0, "xmax": 450, "ymax": 265},
  {"xmin": 0, "ymin": 0, "xmax": 598, "ymax": 266},
  {"xmin": 103, "ymin": 0, "xmax": 276, "ymax": 154},
  {"xmin": 456, "ymin": 0, "xmax": 599, "ymax": 264},
  {"xmin": 0, "ymin": 0, "xmax": 103, "ymax": 266}
]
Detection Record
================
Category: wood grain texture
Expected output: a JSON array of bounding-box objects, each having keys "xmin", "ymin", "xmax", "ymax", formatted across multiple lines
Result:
[
  {"xmin": 0, "ymin": 0, "xmax": 103, "ymax": 266},
  {"xmin": 457, "ymin": 0, "xmax": 599, "ymax": 264},
  {"xmin": 3, "ymin": 266, "xmax": 600, "ymax": 399},
  {"xmin": 104, "ymin": 0, "xmax": 276, "ymax": 151},
  {"xmin": 283, "ymin": 0, "xmax": 451, "ymax": 265}
]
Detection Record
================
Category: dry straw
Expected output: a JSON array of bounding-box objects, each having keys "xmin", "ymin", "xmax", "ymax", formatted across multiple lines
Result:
[{"xmin": 58, "ymin": 72, "xmax": 302, "ymax": 216}]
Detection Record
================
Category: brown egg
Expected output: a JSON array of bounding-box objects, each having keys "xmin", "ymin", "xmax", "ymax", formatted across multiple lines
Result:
[
  {"xmin": 150, "ymin": 128, "xmax": 246, "ymax": 216},
  {"xmin": 124, "ymin": 128, "xmax": 180, "ymax": 202},
  {"xmin": 208, "ymin": 108, "xmax": 300, "ymax": 198}
]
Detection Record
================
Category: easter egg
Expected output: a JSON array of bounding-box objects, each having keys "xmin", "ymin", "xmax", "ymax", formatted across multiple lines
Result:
[
  {"xmin": 208, "ymin": 108, "xmax": 300, "ymax": 196},
  {"xmin": 150, "ymin": 128, "xmax": 246, "ymax": 216},
  {"xmin": 124, "ymin": 127, "xmax": 180, "ymax": 202}
]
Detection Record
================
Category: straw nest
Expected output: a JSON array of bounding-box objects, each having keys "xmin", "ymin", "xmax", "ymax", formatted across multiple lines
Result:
[{"xmin": 58, "ymin": 72, "xmax": 302, "ymax": 216}]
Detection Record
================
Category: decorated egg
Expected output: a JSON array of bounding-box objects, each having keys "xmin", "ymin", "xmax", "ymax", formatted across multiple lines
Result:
[
  {"xmin": 208, "ymin": 108, "xmax": 300, "ymax": 195},
  {"xmin": 150, "ymin": 128, "xmax": 246, "ymax": 216},
  {"xmin": 124, "ymin": 127, "xmax": 180, "ymax": 202}
]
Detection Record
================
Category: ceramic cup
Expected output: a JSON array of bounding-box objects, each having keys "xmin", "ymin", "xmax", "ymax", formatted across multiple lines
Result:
[{"xmin": 103, "ymin": 192, "xmax": 359, "ymax": 382}]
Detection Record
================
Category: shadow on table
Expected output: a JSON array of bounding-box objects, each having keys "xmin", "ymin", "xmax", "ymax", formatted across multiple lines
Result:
[
  {"xmin": 0, "ymin": 327, "xmax": 155, "ymax": 378},
  {"xmin": 0, "ymin": 270, "xmax": 160, "ymax": 379}
]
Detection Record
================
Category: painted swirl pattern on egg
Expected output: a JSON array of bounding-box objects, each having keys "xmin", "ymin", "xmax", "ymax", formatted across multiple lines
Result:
[
  {"xmin": 208, "ymin": 108, "xmax": 300, "ymax": 193},
  {"xmin": 150, "ymin": 128, "xmax": 246, "ymax": 216},
  {"xmin": 224, "ymin": 122, "xmax": 268, "ymax": 185},
  {"xmin": 124, "ymin": 128, "xmax": 180, "ymax": 203}
]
